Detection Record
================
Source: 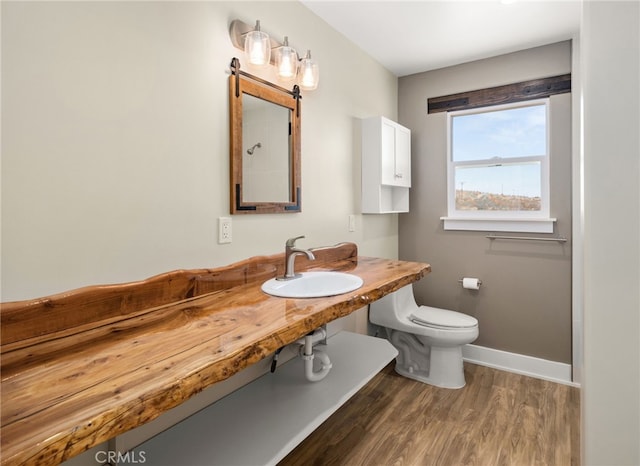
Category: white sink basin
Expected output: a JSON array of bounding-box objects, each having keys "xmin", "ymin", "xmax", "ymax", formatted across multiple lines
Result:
[{"xmin": 261, "ymin": 271, "xmax": 364, "ymax": 298}]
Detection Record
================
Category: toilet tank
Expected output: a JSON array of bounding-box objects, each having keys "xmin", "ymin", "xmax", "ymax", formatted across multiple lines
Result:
[{"xmin": 369, "ymin": 284, "xmax": 419, "ymax": 328}]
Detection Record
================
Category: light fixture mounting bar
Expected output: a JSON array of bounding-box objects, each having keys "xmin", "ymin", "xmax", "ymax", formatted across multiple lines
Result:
[
  {"xmin": 229, "ymin": 19, "xmax": 284, "ymax": 66},
  {"xmin": 229, "ymin": 57, "xmax": 301, "ymax": 107}
]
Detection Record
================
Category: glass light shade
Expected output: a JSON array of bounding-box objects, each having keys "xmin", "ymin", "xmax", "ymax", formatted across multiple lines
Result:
[
  {"xmin": 298, "ymin": 50, "xmax": 319, "ymax": 91},
  {"xmin": 275, "ymin": 38, "xmax": 298, "ymax": 81},
  {"xmin": 244, "ymin": 23, "xmax": 270, "ymax": 67}
]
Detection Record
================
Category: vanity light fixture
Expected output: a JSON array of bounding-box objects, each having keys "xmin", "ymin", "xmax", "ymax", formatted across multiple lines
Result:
[
  {"xmin": 298, "ymin": 50, "xmax": 319, "ymax": 91},
  {"xmin": 229, "ymin": 19, "xmax": 319, "ymax": 90},
  {"xmin": 244, "ymin": 20, "xmax": 270, "ymax": 67},
  {"xmin": 275, "ymin": 36, "xmax": 298, "ymax": 81}
]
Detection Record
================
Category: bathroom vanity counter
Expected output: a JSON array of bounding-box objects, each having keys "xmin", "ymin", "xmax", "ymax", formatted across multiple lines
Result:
[{"xmin": 1, "ymin": 244, "xmax": 430, "ymax": 466}]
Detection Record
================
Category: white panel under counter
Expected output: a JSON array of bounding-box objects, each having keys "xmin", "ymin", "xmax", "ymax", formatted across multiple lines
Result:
[{"xmin": 134, "ymin": 331, "xmax": 397, "ymax": 466}]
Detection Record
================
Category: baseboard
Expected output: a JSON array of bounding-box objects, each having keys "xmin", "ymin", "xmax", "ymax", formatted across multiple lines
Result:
[{"xmin": 462, "ymin": 344, "xmax": 579, "ymax": 387}]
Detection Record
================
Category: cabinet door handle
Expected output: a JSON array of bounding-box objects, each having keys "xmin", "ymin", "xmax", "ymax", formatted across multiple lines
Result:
[{"xmin": 395, "ymin": 173, "xmax": 403, "ymax": 178}]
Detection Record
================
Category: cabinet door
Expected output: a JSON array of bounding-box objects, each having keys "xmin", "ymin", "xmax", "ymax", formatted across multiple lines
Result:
[
  {"xmin": 394, "ymin": 125, "xmax": 411, "ymax": 188},
  {"xmin": 380, "ymin": 119, "xmax": 411, "ymax": 188},
  {"xmin": 380, "ymin": 120, "xmax": 396, "ymax": 185}
]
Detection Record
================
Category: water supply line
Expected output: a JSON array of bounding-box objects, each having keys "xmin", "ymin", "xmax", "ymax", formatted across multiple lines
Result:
[{"xmin": 296, "ymin": 327, "xmax": 332, "ymax": 382}]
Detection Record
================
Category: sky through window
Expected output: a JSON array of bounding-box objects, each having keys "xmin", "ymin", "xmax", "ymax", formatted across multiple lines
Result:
[{"xmin": 451, "ymin": 104, "xmax": 546, "ymax": 198}]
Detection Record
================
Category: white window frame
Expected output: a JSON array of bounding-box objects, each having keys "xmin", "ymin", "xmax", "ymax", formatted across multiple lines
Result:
[{"xmin": 441, "ymin": 98, "xmax": 556, "ymax": 233}]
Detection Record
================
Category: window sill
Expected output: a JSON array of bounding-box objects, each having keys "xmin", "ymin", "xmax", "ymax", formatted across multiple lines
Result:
[{"xmin": 441, "ymin": 217, "xmax": 556, "ymax": 233}]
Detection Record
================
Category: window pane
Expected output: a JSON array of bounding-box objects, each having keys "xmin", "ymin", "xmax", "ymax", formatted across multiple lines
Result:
[
  {"xmin": 454, "ymin": 162, "xmax": 541, "ymax": 211},
  {"xmin": 452, "ymin": 104, "xmax": 546, "ymax": 162}
]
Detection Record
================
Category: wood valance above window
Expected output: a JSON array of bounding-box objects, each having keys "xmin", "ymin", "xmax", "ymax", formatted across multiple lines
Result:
[{"xmin": 427, "ymin": 74, "xmax": 571, "ymax": 114}]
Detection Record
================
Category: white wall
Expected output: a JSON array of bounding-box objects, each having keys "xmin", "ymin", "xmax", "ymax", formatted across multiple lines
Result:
[
  {"xmin": 581, "ymin": 1, "xmax": 640, "ymax": 464},
  {"xmin": 9, "ymin": 2, "xmax": 640, "ymax": 465},
  {"xmin": 1, "ymin": 1, "xmax": 399, "ymax": 302}
]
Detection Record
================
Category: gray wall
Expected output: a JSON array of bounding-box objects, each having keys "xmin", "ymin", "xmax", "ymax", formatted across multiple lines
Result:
[{"xmin": 398, "ymin": 42, "xmax": 573, "ymax": 363}]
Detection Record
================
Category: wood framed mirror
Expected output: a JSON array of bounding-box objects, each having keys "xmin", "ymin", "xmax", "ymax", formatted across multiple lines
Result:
[{"xmin": 229, "ymin": 58, "xmax": 301, "ymax": 214}]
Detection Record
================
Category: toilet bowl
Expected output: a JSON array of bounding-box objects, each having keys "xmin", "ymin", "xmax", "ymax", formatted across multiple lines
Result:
[{"xmin": 369, "ymin": 284, "xmax": 478, "ymax": 389}]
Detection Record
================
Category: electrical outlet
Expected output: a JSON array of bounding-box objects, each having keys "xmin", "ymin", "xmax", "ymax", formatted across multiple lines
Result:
[
  {"xmin": 348, "ymin": 214, "xmax": 356, "ymax": 232},
  {"xmin": 218, "ymin": 217, "xmax": 232, "ymax": 244}
]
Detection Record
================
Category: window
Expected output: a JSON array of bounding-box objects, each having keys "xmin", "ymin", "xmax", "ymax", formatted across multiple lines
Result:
[{"xmin": 442, "ymin": 99, "xmax": 555, "ymax": 232}]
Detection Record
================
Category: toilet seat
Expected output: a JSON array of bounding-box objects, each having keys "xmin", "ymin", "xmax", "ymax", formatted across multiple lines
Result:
[{"xmin": 409, "ymin": 306, "xmax": 478, "ymax": 330}]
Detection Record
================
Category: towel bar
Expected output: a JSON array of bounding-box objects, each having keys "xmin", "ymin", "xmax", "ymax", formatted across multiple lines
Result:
[{"xmin": 486, "ymin": 234, "xmax": 567, "ymax": 243}]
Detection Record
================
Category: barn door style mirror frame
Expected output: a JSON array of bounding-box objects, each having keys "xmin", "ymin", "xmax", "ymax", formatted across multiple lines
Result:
[{"xmin": 229, "ymin": 58, "xmax": 302, "ymax": 214}]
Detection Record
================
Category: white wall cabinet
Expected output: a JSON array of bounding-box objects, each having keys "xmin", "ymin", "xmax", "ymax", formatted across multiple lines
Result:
[{"xmin": 362, "ymin": 116, "xmax": 411, "ymax": 213}]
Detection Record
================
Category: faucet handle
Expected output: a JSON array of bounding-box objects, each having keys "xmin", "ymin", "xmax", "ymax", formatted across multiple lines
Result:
[{"xmin": 285, "ymin": 235, "xmax": 305, "ymax": 247}]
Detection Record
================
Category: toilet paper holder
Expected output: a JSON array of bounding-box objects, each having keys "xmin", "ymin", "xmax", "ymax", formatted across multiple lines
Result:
[{"xmin": 458, "ymin": 278, "xmax": 482, "ymax": 288}]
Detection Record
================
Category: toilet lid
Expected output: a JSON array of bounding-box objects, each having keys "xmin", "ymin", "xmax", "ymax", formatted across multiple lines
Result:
[{"xmin": 409, "ymin": 306, "xmax": 478, "ymax": 329}]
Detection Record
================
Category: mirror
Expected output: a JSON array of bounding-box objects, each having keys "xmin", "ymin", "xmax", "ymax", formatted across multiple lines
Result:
[{"xmin": 229, "ymin": 60, "xmax": 301, "ymax": 214}]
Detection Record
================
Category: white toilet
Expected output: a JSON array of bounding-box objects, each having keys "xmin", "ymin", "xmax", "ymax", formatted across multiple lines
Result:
[{"xmin": 369, "ymin": 284, "xmax": 479, "ymax": 389}]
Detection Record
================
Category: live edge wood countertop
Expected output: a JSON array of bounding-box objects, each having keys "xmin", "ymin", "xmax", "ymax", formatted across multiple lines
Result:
[{"xmin": 0, "ymin": 243, "xmax": 430, "ymax": 466}]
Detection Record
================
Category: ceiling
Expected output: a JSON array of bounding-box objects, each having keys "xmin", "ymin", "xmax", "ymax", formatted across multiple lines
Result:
[{"xmin": 300, "ymin": 1, "xmax": 581, "ymax": 77}]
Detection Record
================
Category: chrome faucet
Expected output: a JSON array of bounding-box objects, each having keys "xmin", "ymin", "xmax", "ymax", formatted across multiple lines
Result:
[{"xmin": 277, "ymin": 236, "xmax": 316, "ymax": 280}]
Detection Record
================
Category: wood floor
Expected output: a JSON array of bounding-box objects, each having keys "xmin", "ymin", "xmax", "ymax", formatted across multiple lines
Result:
[{"xmin": 279, "ymin": 363, "xmax": 580, "ymax": 466}]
